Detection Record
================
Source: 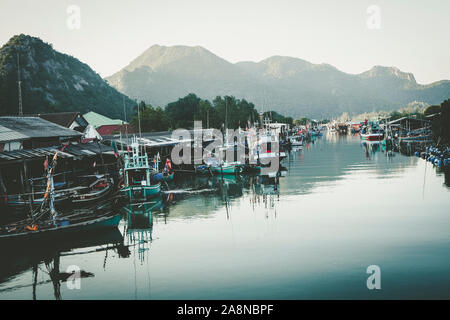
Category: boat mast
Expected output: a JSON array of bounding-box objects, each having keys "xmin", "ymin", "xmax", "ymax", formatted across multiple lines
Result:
[
  {"xmin": 17, "ymin": 52, "xmax": 23, "ymax": 116},
  {"xmin": 225, "ymin": 96, "xmax": 228, "ymax": 132}
]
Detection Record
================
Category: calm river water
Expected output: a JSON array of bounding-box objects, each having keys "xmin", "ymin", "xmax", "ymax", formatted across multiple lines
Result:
[{"xmin": 1, "ymin": 133, "xmax": 450, "ymax": 299}]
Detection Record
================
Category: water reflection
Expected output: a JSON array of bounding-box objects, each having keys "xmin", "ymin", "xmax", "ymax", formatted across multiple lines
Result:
[
  {"xmin": 0, "ymin": 228, "xmax": 125, "ymax": 299},
  {"xmin": 154, "ymin": 173, "xmax": 282, "ymax": 221},
  {"xmin": 1, "ymin": 134, "xmax": 450, "ymax": 299},
  {"xmin": 123, "ymin": 200, "xmax": 162, "ymax": 264},
  {"xmin": 445, "ymin": 168, "xmax": 450, "ymax": 188}
]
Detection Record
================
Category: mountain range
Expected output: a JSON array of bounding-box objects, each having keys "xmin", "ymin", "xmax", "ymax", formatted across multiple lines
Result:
[
  {"xmin": 0, "ymin": 35, "xmax": 449, "ymax": 120},
  {"xmin": 106, "ymin": 44, "xmax": 450, "ymax": 118},
  {"xmin": 0, "ymin": 34, "xmax": 134, "ymax": 119}
]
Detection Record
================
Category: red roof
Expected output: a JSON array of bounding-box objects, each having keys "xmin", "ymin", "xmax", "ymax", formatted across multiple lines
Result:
[{"xmin": 97, "ymin": 124, "xmax": 135, "ymax": 136}]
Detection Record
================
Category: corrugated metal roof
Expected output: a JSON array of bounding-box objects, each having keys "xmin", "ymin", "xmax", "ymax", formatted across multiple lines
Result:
[
  {"xmin": 64, "ymin": 142, "xmax": 113, "ymax": 157},
  {"xmin": 0, "ymin": 125, "xmax": 28, "ymax": 142},
  {"xmin": 102, "ymin": 129, "xmax": 216, "ymax": 148},
  {"xmin": 0, "ymin": 142, "xmax": 114, "ymax": 163},
  {"xmin": 0, "ymin": 117, "xmax": 81, "ymax": 143},
  {"xmin": 0, "ymin": 147, "xmax": 73, "ymax": 162}
]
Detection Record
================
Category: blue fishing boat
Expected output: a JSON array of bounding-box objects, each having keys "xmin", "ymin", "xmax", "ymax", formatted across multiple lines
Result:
[
  {"xmin": 150, "ymin": 153, "xmax": 175, "ymax": 182},
  {"xmin": 121, "ymin": 136, "xmax": 161, "ymax": 199}
]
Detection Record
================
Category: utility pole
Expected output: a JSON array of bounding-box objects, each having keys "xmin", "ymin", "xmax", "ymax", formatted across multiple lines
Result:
[
  {"xmin": 225, "ymin": 96, "xmax": 228, "ymax": 130},
  {"xmin": 17, "ymin": 53, "xmax": 23, "ymax": 116}
]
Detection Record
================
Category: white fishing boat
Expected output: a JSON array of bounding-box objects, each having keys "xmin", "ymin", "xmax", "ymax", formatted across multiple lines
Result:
[{"xmin": 289, "ymin": 135, "xmax": 303, "ymax": 147}]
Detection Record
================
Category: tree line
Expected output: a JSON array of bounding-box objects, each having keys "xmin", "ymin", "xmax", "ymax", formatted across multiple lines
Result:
[{"xmin": 130, "ymin": 93, "xmax": 296, "ymax": 132}]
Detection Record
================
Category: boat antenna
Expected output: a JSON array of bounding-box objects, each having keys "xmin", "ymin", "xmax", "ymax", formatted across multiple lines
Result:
[{"xmin": 17, "ymin": 52, "xmax": 23, "ymax": 116}]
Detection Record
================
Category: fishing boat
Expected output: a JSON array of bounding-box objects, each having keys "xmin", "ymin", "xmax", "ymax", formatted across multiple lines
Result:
[
  {"xmin": 0, "ymin": 153, "xmax": 122, "ymax": 247},
  {"xmin": 0, "ymin": 209, "xmax": 121, "ymax": 247},
  {"xmin": 201, "ymin": 152, "xmax": 243, "ymax": 175},
  {"xmin": 336, "ymin": 123, "xmax": 348, "ymax": 134},
  {"xmin": 360, "ymin": 132, "xmax": 384, "ymax": 141},
  {"xmin": 121, "ymin": 136, "xmax": 161, "ymax": 199},
  {"xmin": 5, "ymin": 191, "xmax": 72, "ymax": 210},
  {"xmin": 360, "ymin": 123, "xmax": 384, "ymax": 141},
  {"xmin": 253, "ymin": 132, "xmax": 284, "ymax": 164},
  {"xmin": 150, "ymin": 154, "xmax": 175, "ymax": 182},
  {"xmin": 70, "ymin": 174, "xmax": 115, "ymax": 206},
  {"xmin": 288, "ymin": 135, "xmax": 303, "ymax": 147}
]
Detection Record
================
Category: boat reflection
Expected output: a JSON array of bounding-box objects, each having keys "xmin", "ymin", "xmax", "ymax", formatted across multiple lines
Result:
[
  {"xmin": 361, "ymin": 140, "xmax": 380, "ymax": 159},
  {"xmin": 122, "ymin": 199, "xmax": 163, "ymax": 263},
  {"xmin": 0, "ymin": 228, "xmax": 126, "ymax": 299}
]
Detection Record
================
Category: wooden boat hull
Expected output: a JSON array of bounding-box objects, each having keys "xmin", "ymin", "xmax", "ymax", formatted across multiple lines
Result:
[
  {"xmin": 6, "ymin": 194, "xmax": 70, "ymax": 210},
  {"xmin": 360, "ymin": 133, "xmax": 384, "ymax": 141},
  {"xmin": 0, "ymin": 213, "xmax": 121, "ymax": 248},
  {"xmin": 71, "ymin": 183, "xmax": 114, "ymax": 206}
]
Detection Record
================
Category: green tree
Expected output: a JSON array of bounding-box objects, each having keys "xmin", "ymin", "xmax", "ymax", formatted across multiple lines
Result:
[
  {"xmin": 263, "ymin": 111, "xmax": 293, "ymax": 126},
  {"xmin": 294, "ymin": 117, "xmax": 309, "ymax": 126},
  {"xmin": 130, "ymin": 103, "xmax": 169, "ymax": 132},
  {"xmin": 213, "ymin": 95, "xmax": 259, "ymax": 129},
  {"xmin": 165, "ymin": 93, "xmax": 202, "ymax": 129}
]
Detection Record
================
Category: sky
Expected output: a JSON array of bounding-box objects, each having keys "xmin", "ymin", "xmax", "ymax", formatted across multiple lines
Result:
[{"xmin": 0, "ymin": 0, "xmax": 449, "ymax": 84}]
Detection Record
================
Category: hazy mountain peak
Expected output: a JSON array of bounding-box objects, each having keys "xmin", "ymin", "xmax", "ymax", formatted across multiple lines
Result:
[
  {"xmin": 123, "ymin": 44, "xmax": 230, "ymax": 73},
  {"xmin": 360, "ymin": 65, "xmax": 416, "ymax": 83},
  {"xmin": 257, "ymin": 55, "xmax": 316, "ymax": 78}
]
